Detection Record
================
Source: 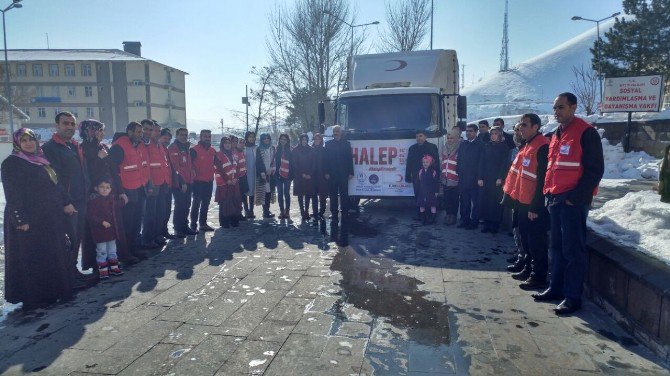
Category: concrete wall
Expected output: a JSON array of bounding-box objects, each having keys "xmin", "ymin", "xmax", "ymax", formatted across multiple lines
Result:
[{"xmin": 598, "ymin": 119, "xmax": 670, "ymax": 158}]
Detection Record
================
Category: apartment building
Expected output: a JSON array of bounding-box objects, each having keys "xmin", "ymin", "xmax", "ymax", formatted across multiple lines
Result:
[{"xmin": 4, "ymin": 42, "xmax": 187, "ymax": 137}]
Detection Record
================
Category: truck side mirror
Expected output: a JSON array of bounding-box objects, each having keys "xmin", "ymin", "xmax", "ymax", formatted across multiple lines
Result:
[{"xmin": 457, "ymin": 95, "xmax": 467, "ymax": 119}]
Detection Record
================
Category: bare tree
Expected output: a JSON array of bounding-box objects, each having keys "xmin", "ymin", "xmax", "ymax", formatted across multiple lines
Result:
[
  {"xmin": 267, "ymin": 0, "xmax": 360, "ymax": 131},
  {"xmin": 230, "ymin": 66, "xmax": 277, "ymax": 135},
  {"xmin": 570, "ymin": 64, "xmax": 598, "ymax": 115},
  {"xmin": 380, "ymin": 0, "xmax": 431, "ymax": 52}
]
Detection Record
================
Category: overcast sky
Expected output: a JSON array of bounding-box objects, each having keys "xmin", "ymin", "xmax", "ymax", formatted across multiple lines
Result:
[{"xmin": 9, "ymin": 0, "xmax": 622, "ymax": 130}]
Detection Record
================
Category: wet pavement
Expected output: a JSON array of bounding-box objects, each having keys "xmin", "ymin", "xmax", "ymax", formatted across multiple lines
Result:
[{"xmin": 0, "ymin": 196, "xmax": 668, "ymax": 375}]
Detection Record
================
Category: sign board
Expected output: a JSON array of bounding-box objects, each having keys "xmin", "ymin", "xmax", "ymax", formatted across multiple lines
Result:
[
  {"xmin": 348, "ymin": 139, "xmax": 416, "ymax": 196},
  {"xmin": 602, "ymin": 75, "xmax": 664, "ymax": 112}
]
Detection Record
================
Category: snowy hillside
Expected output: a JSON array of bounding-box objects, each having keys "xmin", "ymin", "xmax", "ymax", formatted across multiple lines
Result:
[{"xmin": 462, "ymin": 20, "xmax": 613, "ymax": 120}]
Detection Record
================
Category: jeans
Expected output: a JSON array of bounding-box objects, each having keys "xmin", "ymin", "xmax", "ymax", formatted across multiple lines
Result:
[
  {"xmin": 276, "ymin": 178, "xmax": 291, "ymax": 212},
  {"xmin": 459, "ymin": 185, "xmax": 480, "ymax": 224},
  {"xmin": 95, "ymin": 240, "xmax": 118, "ymax": 263},
  {"xmin": 548, "ymin": 202, "xmax": 589, "ymax": 300},
  {"xmin": 173, "ymin": 184, "xmax": 192, "ymax": 233},
  {"xmin": 191, "ymin": 180, "xmax": 213, "ymax": 227}
]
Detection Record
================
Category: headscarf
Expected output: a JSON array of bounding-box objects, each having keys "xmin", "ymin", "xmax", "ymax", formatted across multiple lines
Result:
[
  {"xmin": 11, "ymin": 128, "xmax": 50, "ymax": 166},
  {"xmin": 220, "ymin": 136, "xmax": 234, "ymax": 161},
  {"xmin": 294, "ymin": 133, "xmax": 311, "ymax": 155},
  {"xmin": 259, "ymin": 133, "xmax": 272, "ymax": 150},
  {"xmin": 11, "ymin": 128, "xmax": 58, "ymax": 184},
  {"xmin": 79, "ymin": 119, "xmax": 105, "ymax": 142},
  {"xmin": 313, "ymin": 133, "xmax": 324, "ymax": 148},
  {"xmin": 245, "ymin": 131, "xmax": 256, "ymax": 147},
  {"xmin": 444, "ymin": 129, "xmax": 461, "ymax": 157},
  {"xmin": 490, "ymin": 126, "xmax": 504, "ymax": 143}
]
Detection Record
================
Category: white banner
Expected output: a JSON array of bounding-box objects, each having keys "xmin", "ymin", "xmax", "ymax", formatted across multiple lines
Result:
[
  {"xmin": 602, "ymin": 75, "xmax": 664, "ymax": 112},
  {"xmin": 348, "ymin": 139, "xmax": 416, "ymax": 196}
]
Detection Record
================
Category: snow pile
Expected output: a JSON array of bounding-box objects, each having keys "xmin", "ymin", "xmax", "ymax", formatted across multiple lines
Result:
[
  {"xmin": 588, "ymin": 191, "xmax": 670, "ymax": 265},
  {"xmin": 601, "ymin": 139, "xmax": 660, "ymax": 180}
]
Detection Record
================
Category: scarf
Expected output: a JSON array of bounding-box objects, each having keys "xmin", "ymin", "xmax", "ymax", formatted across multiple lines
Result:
[
  {"xmin": 12, "ymin": 128, "xmax": 51, "ymax": 166},
  {"xmin": 245, "ymin": 131, "xmax": 256, "ymax": 147},
  {"xmin": 259, "ymin": 133, "xmax": 272, "ymax": 150}
]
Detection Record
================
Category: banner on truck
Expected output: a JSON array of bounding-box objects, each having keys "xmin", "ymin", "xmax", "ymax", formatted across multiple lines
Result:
[
  {"xmin": 602, "ymin": 75, "xmax": 664, "ymax": 112},
  {"xmin": 348, "ymin": 139, "xmax": 416, "ymax": 196}
]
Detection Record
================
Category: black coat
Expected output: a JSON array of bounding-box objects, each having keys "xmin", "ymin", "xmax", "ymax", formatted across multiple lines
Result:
[
  {"xmin": 43, "ymin": 137, "xmax": 89, "ymax": 205},
  {"xmin": 456, "ymin": 139, "xmax": 484, "ymax": 188},
  {"xmin": 81, "ymin": 140, "xmax": 115, "ymax": 192},
  {"xmin": 405, "ymin": 141, "xmax": 439, "ymax": 183},
  {"xmin": 477, "ymin": 141, "xmax": 511, "ymax": 222},
  {"xmin": 324, "ymin": 139, "xmax": 354, "ymax": 181},
  {"xmin": 1, "ymin": 156, "xmax": 71, "ymax": 306},
  {"xmin": 660, "ymin": 145, "xmax": 670, "ymax": 203}
]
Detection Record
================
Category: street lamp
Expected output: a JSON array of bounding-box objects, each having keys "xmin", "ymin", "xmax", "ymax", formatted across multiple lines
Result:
[
  {"xmin": 2, "ymin": 0, "xmax": 22, "ymax": 134},
  {"xmin": 324, "ymin": 10, "xmax": 379, "ymax": 57},
  {"xmin": 571, "ymin": 12, "xmax": 620, "ymax": 107}
]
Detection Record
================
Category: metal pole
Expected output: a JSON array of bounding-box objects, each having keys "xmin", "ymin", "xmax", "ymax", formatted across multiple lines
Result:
[
  {"xmin": 430, "ymin": 0, "xmax": 433, "ymax": 50},
  {"xmin": 2, "ymin": 10, "xmax": 14, "ymax": 133},
  {"xmin": 245, "ymin": 85, "xmax": 249, "ymax": 133},
  {"xmin": 625, "ymin": 111, "xmax": 632, "ymax": 153},
  {"xmin": 349, "ymin": 25, "xmax": 353, "ymax": 57},
  {"xmin": 597, "ymin": 21, "xmax": 603, "ymax": 108}
]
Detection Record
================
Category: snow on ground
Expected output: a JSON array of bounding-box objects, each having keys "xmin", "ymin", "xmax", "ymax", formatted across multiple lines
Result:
[
  {"xmin": 601, "ymin": 138, "xmax": 660, "ymax": 180},
  {"xmin": 588, "ymin": 191, "xmax": 670, "ymax": 265}
]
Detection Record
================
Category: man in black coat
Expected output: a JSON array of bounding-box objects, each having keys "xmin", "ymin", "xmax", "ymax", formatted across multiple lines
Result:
[
  {"xmin": 405, "ymin": 130, "xmax": 439, "ymax": 220},
  {"xmin": 457, "ymin": 123, "xmax": 484, "ymax": 229},
  {"xmin": 324, "ymin": 125, "xmax": 354, "ymax": 221},
  {"xmin": 43, "ymin": 111, "xmax": 93, "ymax": 288}
]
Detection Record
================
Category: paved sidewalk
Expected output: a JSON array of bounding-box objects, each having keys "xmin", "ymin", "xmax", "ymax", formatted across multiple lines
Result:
[{"xmin": 0, "ymin": 198, "xmax": 668, "ymax": 375}]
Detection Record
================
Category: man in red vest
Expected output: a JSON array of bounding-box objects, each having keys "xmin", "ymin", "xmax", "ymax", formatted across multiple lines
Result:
[
  {"xmin": 502, "ymin": 113, "xmax": 550, "ymax": 291},
  {"xmin": 190, "ymin": 129, "xmax": 217, "ymax": 232},
  {"xmin": 168, "ymin": 128, "xmax": 198, "ymax": 236},
  {"xmin": 108, "ymin": 122, "xmax": 151, "ymax": 260},
  {"xmin": 141, "ymin": 120, "xmax": 172, "ymax": 248},
  {"xmin": 532, "ymin": 92, "xmax": 604, "ymax": 315}
]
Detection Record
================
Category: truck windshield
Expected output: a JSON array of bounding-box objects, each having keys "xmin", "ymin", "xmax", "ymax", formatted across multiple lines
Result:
[{"xmin": 338, "ymin": 93, "xmax": 440, "ymax": 133}]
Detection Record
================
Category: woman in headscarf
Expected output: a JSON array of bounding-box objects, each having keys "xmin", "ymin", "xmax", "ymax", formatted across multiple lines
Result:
[
  {"xmin": 477, "ymin": 126, "xmax": 512, "ymax": 233},
  {"xmin": 292, "ymin": 134, "xmax": 316, "ymax": 222},
  {"xmin": 312, "ymin": 133, "xmax": 329, "ymax": 219},
  {"xmin": 215, "ymin": 137, "xmax": 242, "ymax": 228},
  {"xmin": 440, "ymin": 129, "xmax": 461, "ymax": 225},
  {"xmin": 659, "ymin": 144, "xmax": 670, "ymax": 203},
  {"xmin": 255, "ymin": 133, "xmax": 276, "ymax": 218},
  {"xmin": 243, "ymin": 131, "xmax": 257, "ymax": 218},
  {"xmin": 274, "ymin": 134, "xmax": 293, "ymax": 219},
  {"xmin": 79, "ymin": 119, "xmax": 134, "ymax": 267},
  {"xmin": 2, "ymin": 128, "xmax": 72, "ymax": 310}
]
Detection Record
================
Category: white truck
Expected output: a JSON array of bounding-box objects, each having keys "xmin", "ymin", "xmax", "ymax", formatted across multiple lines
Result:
[{"xmin": 333, "ymin": 49, "xmax": 465, "ymax": 198}]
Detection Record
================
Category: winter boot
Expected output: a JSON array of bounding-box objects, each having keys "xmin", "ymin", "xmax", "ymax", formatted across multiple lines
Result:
[
  {"xmin": 428, "ymin": 212, "xmax": 436, "ymax": 225},
  {"xmin": 108, "ymin": 259, "xmax": 123, "ymax": 276},
  {"xmin": 98, "ymin": 261, "xmax": 110, "ymax": 280}
]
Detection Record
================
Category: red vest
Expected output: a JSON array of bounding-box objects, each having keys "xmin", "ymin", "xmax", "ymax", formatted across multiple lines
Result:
[
  {"xmin": 192, "ymin": 143, "xmax": 216, "ymax": 182},
  {"xmin": 168, "ymin": 142, "xmax": 195, "ymax": 185},
  {"xmin": 234, "ymin": 150, "xmax": 247, "ymax": 178},
  {"xmin": 147, "ymin": 141, "xmax": 172, "ymax": 187},
  {"xmin": 440, "ymin": 152, "xmax": 458, "ymax": 182},
  {"xmin": 113, "ymin": 135, "xmax": 149, "ymax": 190},
  {"xmin": 214, "ymin": 151, "xmax": 236, "ymax": 186},
  {"xmin": 278, "ymin": 153, "xmax": 290, "ymax": 179},
  {"xmin": 503, "ymin": 151, "xmax": 523, "ymax": 201},
  {"xmin": 544, "ymin": 117, "xmax": 598, "ymax": 196},
  {"xmin": 514, "ymin": 134, "xmax": 549, "ymax": 205}
]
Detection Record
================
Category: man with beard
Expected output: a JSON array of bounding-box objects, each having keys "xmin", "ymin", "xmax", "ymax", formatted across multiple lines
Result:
[
  {"xmin": 108, "ymin": 122, "xmax": 151, "ymax": 261},
  {"xmin": 405, "ymin": 130, "xmax": 439, "ymax": 220},
  {"xmin": 168, "ymin": 128, "xmax": 197, "ymax": 237},
  {"xmin": 43, "ymin": 111, "xmax": 94, "ymax": 289},
  {"xmin": 190, "ymin": 130, "xmax": 217, "ymax": 232}
]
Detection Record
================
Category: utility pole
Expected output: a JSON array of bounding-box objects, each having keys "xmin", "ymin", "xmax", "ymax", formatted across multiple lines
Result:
[
  {"xmin": 461, "ymin": 64, "xmax": 465, "ymax": 89},
  {"xmin": 242, "ymin": 85, "xmax": 249, "ymax": 133},
  {"xmin": 219, "ymin": 118, "xmax": 224, "ymax": 137},
  {"xmin": 430, "ymin": 0, "xmax": 434, "ymax": 50},
  {"xmin": 499, "ymin": 0, "xmax": 509, "ymax": 72}
]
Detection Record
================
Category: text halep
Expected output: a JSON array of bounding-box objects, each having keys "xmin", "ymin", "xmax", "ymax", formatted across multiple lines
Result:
[{"xmin": 353, "ymin": 147, "xmax": 398, "ymax": 165}]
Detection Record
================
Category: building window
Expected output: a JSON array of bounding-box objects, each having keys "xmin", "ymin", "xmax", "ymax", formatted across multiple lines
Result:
[
  {"xmin": 132, "ymin": 79, "xmax": 143, "ymax": 86},
  {"xmin": 134, "ymin": 101, "xmax": 144, "ymax": 107},
  {"xmin": 54, "ymin": 108, "xmax": 61, "ymax": 116},
  {"xmin": 65, "ymin": 64, "xmax": 75, "ymax": 77},
  {"xmin": 84, "ymin": 86, "xmax": 93, "ymax": 97},
  {"xmin": 70, "ymin": 108, "xmax": 78, "ymax": 118},
  {"xmin": 67, "ymin": 86, "xmax": 76, "ymax": 97},
  {"xmin": 16, "ymin": 64, "xmax": 26, "ymax": 77},
  {"xmin": 35, "ymin": 86, "xmax": 44, "ymax": 97},
  {"xmin": 32, "ymin": 64, "xmax": 43, "ymax": 77},
  {"xmin": 82, "ymin": 64, "xmax": 92, "ymax": 76},
  {"xmin": 49, "ymin": 64, "xmax": 59, "ymax": 77},
  {"xmin": 86, "ymin": 107, "xmax": 95, "ymax": 118},
  {"xmin": 51, "ymin": 86, "xmax": 60, "ymax": 97},
  {"xmin": 38, "ymin": 108, "xmax": 46, "ymax": 118}
]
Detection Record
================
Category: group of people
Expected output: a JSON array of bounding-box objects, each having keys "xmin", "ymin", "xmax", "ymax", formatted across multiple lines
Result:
[
  {"xmin": 405, "ymin": 92, "xmax": 604, "ymax": 315},
  {"xmin": 1, "ymin": 111, "xmax": 357, "ymax": 310}
]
